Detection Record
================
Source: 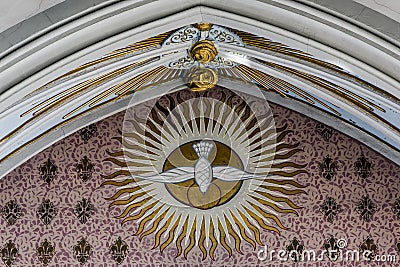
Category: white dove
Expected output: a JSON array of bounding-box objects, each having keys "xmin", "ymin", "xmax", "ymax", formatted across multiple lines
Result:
[{"xmin": 135, "ymin": 141, "xmax": 265, "ymax": 194}]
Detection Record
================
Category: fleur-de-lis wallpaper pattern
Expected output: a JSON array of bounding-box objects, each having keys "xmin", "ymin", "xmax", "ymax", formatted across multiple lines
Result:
[{"xmin": 0, "ymin": 99, "xmax": 399, "ymax": 266}]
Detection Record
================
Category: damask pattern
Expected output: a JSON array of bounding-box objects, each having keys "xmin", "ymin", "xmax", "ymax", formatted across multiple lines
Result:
[
  {"xmin": 1, "ymin": 200, "xmax": 22, "ymax": 226},
  {"xmin": 355, "ymin": 195, "xmax": 377, "ymax": 222},
  {"xmin": 73, "ymin": 237, "xmax": 92, "ymax": 265},
  {"xmin": 78, "ymin": 124, "xmax": 97, "ymax": 143},
  {"xmin": 323, "ymin": 235, "xmax": 342, "ymax": 262},
  {"xmin": 354, "ymin": 155, "xmax": 372, "ymax": 180},
  {"xmin": 110, "ymin": 237, "xmax": 129, "ymax": 264},
  {"xmin": 37, "ymin": 199, "xmax": 58, "ymax": 225},
  {"xmin": 286, "ymin": 237, "xmax": 304, "ymax": 263},
  {"xmin": 319, "ymin": 196, "xmax": 342, "ymax": 223},
  {"xmin": 319, "ymin": 155, "xmax": 337, "ymax": 181},
  {"xmin": 0, "ymin": 88, "xmax": 399, "ymax": 266},
  {"xmin": 1, "ymin": 241, "xmax": 19, "ymax": 267},
  {"xmin": 36, "ymin": 239, "xmax": 55, "ymax": 266},
  {"xmin": 38, "ymin": 159, "xmax": 58, "ymax": 185},
  {"xmin": 76, "ymin": 156, "xmax": 94, "ymax": 182},
  {"xmin": 359, "ymin": 237, "xmax": 378, "ymax": 261},
  {"xmin": 316, "ymin": 123, "xmax": 334, "ymax": 141},
  {"xmin": 74, "ymin": 198, "xmax": 95, "ymax": 224}
]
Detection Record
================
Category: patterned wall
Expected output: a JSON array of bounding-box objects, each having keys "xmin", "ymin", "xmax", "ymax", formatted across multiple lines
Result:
[{"xmin": 1, "ymin": 88, "xmax": 400, "ymax": 267}]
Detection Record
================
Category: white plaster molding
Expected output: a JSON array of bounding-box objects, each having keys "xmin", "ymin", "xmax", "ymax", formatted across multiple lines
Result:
[{"xmin": 0, "ymin": 0, "xmax": 399, "ymax": 178}]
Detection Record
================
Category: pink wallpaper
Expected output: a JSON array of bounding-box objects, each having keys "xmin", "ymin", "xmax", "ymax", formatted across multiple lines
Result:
[{"xmin": 1, "ymin": 89, "xmax": 400, "ymax": 267}]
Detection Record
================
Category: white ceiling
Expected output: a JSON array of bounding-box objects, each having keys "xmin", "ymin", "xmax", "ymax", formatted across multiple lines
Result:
[
  {"xmin": 0, "ymin": 0, "xmax": 65, "ymax": 33},
  {"xmin": 1, "ymin": 0, "xmax": 400, "ymax": 35},
  {"xmin": 0, "ymin": 0, "xmax": 398, "ymax": 177},
  {"xmin": 354, "ymin": 0, "xmax": 400, "ymax": 22}
]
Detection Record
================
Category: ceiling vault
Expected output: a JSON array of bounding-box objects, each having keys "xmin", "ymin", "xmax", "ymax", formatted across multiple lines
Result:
[{"xmin": 0, "ymin": 1, "xmax": 399, "ymax": 178}]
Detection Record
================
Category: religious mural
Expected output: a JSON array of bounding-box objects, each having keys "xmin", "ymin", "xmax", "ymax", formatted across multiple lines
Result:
[
  {"xmin": 0, "ymin": 86, "xmax": 399, "ymax": 266},
  {"xmin": 102, "ymin": 88, "xmax": 306, "ymax": 260}
]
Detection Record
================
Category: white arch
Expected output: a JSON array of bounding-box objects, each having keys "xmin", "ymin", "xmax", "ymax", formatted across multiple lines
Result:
[{"xmin": 0, "ymin": 0, "xmax": 399, "ymax": 178}]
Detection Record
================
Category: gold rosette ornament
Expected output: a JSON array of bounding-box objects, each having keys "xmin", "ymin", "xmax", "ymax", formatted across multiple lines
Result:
[
  {"xmin": 189, "ymin": 40, "xmax": 218, "ymax": 63},
  {"xmin": 187, "ymin": 67, "xmax": 218, "ymax": 92},
  {"xmin": 193, "ymin": 22, "xmax": 213, "ymax": 31}
]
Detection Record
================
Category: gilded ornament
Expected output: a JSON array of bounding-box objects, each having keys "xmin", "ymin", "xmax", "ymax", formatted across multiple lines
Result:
[
  {"xmin": 187, "ymin": 68, "xmax": 218, "ymax": 92},
  {"xmin": 189, "ymin": 40, "xmax": 218, "ymax": 63},
  {"xmin": 193, "ymin": 23, "xmax": 213, "ymax": 31}
]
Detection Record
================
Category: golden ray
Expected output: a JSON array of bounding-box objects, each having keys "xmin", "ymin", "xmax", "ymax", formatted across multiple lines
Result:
[
  {"xmin": 140, "ymin": 208, "xmax": 169, "ymax": 240},
  {"xmin": 110, "ymin": 191, "xmax": 149, "ymax": 207},
  {"xmin": 183, "ymin": 217, "xmax": 197, "ymax": 259},
  {"xmin": 224, "ymin": 214, "xmax": 242, "ymax": 254},
  {"xmin": 232, "ymin": 28, "xmax": 341, "ymax": 71},
  {"xmin": 246, "ymin": 202, "xmax": 286, "ymax": 231},
  {"xmin": 230, "ymin": 211, "xmax": 256, "ymax": 248},
  {"xmin": 40, "ymin": 31, "xmax": 172, "ymax": 88},
  {"xmin": 242, "ymin": 205, "xmax": 282, "ymax": 234},
  {"xmin": 250, "ymin": 196, "xmax": 299, "ymax": 215},
  {"xmin": 259, "ymin": 60, "xmax": 385, "ymax": 113},
  {"xmin": 238, "ymin": 210, "xmax": 263, "ymax": 245},
  {"xmin": 160, "ymin": 214, "xmax": 182, "ymax": 252},
  {"xmin": 121, "ymin": 200, "xmax": 156, "ymax": 224},
  {"xmin": 102, "ymin": 89, "xmax": 307, "ymax": 259},
  {"xmin": 208, "ymin": 220, "xmax": 218, "ymax": 260},
  {"xmin": 259, "ymin": 185, "xmax": 306, "ymax": 195},
  {"xmin": 198, "ymin": 218, "xmax": 207, "ymax": 260},
  {"xmin": 218, "ymin": 218, "xmax": 233, "ymax": 256},
  {"xmin": 233, "ymin": 65, "xmax": 342, "ymax": 116},
  {"xmin": 135, "ymin": 205, "xmax": 164, "ymax": 236},
  {"xmin": 153, "ymin": 212, "xmax": 176, "ymax": 249},
  {"xmin": 117, "ymin": 195, "xmax": 152, "ymax": 218},
  {"xmin": 101, "ymin": 179, "xmax": 135, "ymax": 187},
  {"xmin": 23, "ymin": 59, "xmax": 154, "ymax": 118},
  {"xmin": 104, "ymin": 187, "xmax": 144, "ymax": 201},
  {"xmin": 101, "ymin": 170, "xmax": 131, "ymax": 180},
  {"xmin": 232, "ymin": 28, "xmax": 399, "ymax": 103},
  {"xmin": 175, "ymin": 217, "xmax": 189, "ymax": 257}
]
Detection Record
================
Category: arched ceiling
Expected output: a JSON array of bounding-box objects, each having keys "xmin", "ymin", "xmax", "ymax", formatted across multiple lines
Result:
[
  {"xmin": 0, "ymin": 0, "xmax": 399, "ymax": 178},
  {"xmin": 0, "ymin": 0, "xmax": 65, "ymax": 33},
  {"xmin": 349, "ymin": 0, "xmax": 400, "ymax": 23}
]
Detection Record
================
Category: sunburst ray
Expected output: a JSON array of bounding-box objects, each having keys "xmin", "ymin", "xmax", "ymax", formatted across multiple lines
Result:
[{"xmin": 102, "ymin": 88, "xmax": 307, "ymax": 259}]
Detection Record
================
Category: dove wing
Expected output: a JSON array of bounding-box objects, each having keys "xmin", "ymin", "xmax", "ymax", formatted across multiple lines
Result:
[
  {"xmin": 213, "ymin": 166, "xmax": 266, "ymax": 181},
  {"xmin": 135, "ymin": 167, "xmax": 194, "ymax": 183}
]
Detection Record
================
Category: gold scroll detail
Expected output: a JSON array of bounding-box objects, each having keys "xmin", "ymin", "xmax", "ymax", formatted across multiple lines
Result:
[{"xmin": 189, "ymin": 40, "xmax": 218, "ymax": 63}]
